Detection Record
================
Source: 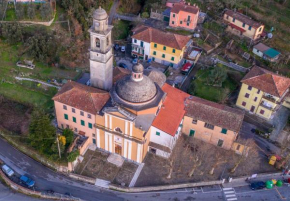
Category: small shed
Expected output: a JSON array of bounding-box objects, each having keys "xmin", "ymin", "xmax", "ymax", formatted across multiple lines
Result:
[
  {"xmin": 253, "ymin": 43, "xmax": 269, "ymax": 58},
  {"xmin": 263, "ymin": 48, "xmax": 280, "ymax": 62}
]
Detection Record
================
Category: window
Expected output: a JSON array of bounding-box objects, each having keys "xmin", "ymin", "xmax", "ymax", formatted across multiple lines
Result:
[
  {"xmin": 72, "ymin": 108, "xmax": 75, "ymax": 113},
  {"xmin": 115, "ymin": 127, "xmax": 123, "ymax": 133},
  {"xmin": 180, "ymin": 21, "xmax": 182, "ymax": 24},
  {"xmin": 192, "ymin": 119, "xmax": 197, "ymax": 124},
  {"xmin": 93, "ymin": 139, "xmax": 96, "ymax": 144},
  {"xmin": 64, "ymin": 114, "xmax": 68, "ymax": 120},
  {"xmin": 73, "ymin": 117, "xmax": 76, "ymax": 123},
  {"xmin": 152, "ymin": 57, "xmax": 155, "ymax": 61},
  {"xmin": 74, "ymin": 127, "xmax": 78, "ymax": 132},
  {"xmin": 88, "ymin": 123, "xmax": 93, "ymax": 129},
  {"xmin": 106, "ymin": 37, "xmax": 109, "ymax": 46},
  {"xmin": 232, "ymin": 18, "xmax": 235, "ymax": 22},
  {"xmin": 249, "ymin": 26, "xmax": 252, "ymax": 30},
  {"xmin": 254, "ymin": 97, "xmax": 257, "ymax": 102},
  {"xmin": 63, "ymin": 105, "xmax": 67, "ymax": 110},
  {"xmin": 80, "ymin": 111, "xmax": 84, "ymax": 116},
  {"xmin": 173, "ymin": 14, "xmax": 175, "ymax": 17},
  {"xmin": 245, "ymin": 93, "xmax": 250, "ymax": 98},
  {"xmin": 163, "ymin": 46, "xmax": 166, "ymax": 50},
  {"xmin": 260, "ymin": 110, "xmax": 265, "ymax": 115},
  {"xmin": 61, "ymin": 124, "xmax": 64, "ymax": 129},
  {"xmin": 162, "ymin": 54, "xmax": 165, "ymax": 58},
  {"xmin": 171, "ymin": 57, "xmax": 174, "ymax": 61},
  {"xmin": 141, "ymin": 41, "xmax": 144, "ymax": 47},
  {"xmin": 81, "ymin": 120, "xmax": 85, "ymax": 126},
  {"xmin": 236, "ymin": 144, "xmax": 241, "ymax": 150},
  {"xmin": 242, "ymin": 23, "xmax": 245, "ymax": 27},
  {"xmin": 172, "ymin": 49, "xmax": 176, "ymax": 53},
  {"xmin": 204, "ymin": 123, "xmax": 214, "ymax": 130},
  {"xmin": 257, "ymin": 89, "xmax": 260, "ymax": 94},
  {"xmin": 87, "ymin": 114, "xmax": 91, "ymax": 119},
  {"xmin": 153, "ymin": 51, "xmax": 156, "ymax": 55},
  {"xmin": 154, "ymin": 43, "xmax": 157, "ymax": 48},
  {"xmin": 156, "ymin": 131, "xmax": 160, "ymax": 136},
  {"xmin": 242, "ymin": 101, "xmax": 246, "ymax": 106},
  {"xmin": 187, "ymin": 22, "xmax": 190, "ymax": 26},
  {"xmin": 259, "ymin": 27, "xmax": 262, "ymax": 32},
  {"xmin": 95, "ymin": 38, "xmax": 100, "ymax": 48},
  {"xmin": 172, "ymin": 21, "xmax": 174, "ymax": 25},
  {"xmin": 248, "ymin": 86, "xmax": 252, "ymax": 90},
  {"xmin": 189, "ymin": 129, "xmax": 195, "ymax": 137},
  {"xmin": 134, "ymin": 39, "xmax": 137, "ymax": 43},
  {"xmin": 217, "ymin": 139, "xmax": 224, "ymax": 147},
  {"xmin": 221, "ymin": 128, "xmax": 227, "ymax": 134},
  {"xmin": 66, "ymin": 125, "xmax": 69, "ymax": 129},
  {"xmin": 93, "ymin": 134, "xmax": 96, "ymax": 137}
]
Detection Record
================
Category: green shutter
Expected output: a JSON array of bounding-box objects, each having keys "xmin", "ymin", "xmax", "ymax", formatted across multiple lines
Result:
[
  {"xmin": 163, "ymin": 46, "xmax": 166, "ymax": 50},
  {"xmin": 64, "ymin": 114, "xmax": 68, "ymax": 120},
  {"xmin": 152, "ymin": 57, "xmax": 155, "ymax": 61},
  {"xmin": 221, "ymin": 128, "xmax": 227, "ymax": 134},
  {"xmin": 141, "ymin": 41, "xmax": 144, "ymax": 47},
  {"xmin": 154, "ymin": 43, "xmax": 157, "ymax": 48},
  {"xmin": 156, "ymin": 131, "xmax": 160, "ymax": 136},
  {"xmin": 171, "ymin": 57, "xmax": 174, "ymax": 61},
  {"xmin": 189, "ymin": 129, "xmax": 195, "ymax": 136},
  {"xmin": 172, "ymin": 49, "xmax": 175, "ymax": 53},
  {"xmin": 73, "ymin": 117, "xmax": 76, "ymax": 123},
  {"xmin": 89, "ymin": 123, "xmax": 93, "ymax": 129},
  {"xmin": 153, "ymin": 51, "xmax": 156, "ymax": 55},
  {"xmin": 162, "ymin": 54, "xmax": 165, "ymax": 58},
  {"xmin": 81, "ymin": 120, "xmax": 85, "ymax": 126}
]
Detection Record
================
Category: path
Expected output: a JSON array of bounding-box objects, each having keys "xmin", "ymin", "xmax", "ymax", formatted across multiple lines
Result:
[
  {"xmin": 114, "ymin": 13, "xmax": 145, "ymax": 23},
  {"xmin": 15, "ymin": 77, "xmax": 61, "ymax": 89},
  {"xmin": 108, "ymin": 0, "xmax": 119, "ymax": 25}
]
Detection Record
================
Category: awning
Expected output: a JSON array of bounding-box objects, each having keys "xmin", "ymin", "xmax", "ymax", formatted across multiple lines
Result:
[{"xmin": 229, "ymin": 23, "xmax": 246, "ymax": 33}]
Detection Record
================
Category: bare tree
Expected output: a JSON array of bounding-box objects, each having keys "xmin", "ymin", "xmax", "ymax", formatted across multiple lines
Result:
[{"xmin": 209, "ymin": 151, "xmax": 228, "ymax": 175}]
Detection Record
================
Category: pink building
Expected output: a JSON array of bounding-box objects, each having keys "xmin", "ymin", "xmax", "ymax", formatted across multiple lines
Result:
[
  {"xmin": 166, "ymin": 0, "xmax": 185, "ymax": 8},
  {"xmin": 169, "ymin": 3, "xmax": 199, "ymax": 31}
]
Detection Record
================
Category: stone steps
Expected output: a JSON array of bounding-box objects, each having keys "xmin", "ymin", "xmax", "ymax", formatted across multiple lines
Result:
[
  {"xmin": 95, "ymin": 179, "xmax": 111, "ymax": 188},
  {"xmin": 129, "ymin": 163, "xmax": 144, "ymax": 187}
]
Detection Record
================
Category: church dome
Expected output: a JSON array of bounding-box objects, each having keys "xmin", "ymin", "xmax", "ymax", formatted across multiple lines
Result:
[
  {"xmin": 115, "ymin": 64, "xmax": 157, "ymax": 103},
  {"xmin": 93, "ymin": 6, "xmax": 108, "ymax": 20}
]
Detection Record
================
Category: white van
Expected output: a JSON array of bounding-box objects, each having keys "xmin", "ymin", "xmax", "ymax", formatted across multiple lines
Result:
[{"xmin": 2, "ymin": 165, "xmax": 14, "ymax": 177}]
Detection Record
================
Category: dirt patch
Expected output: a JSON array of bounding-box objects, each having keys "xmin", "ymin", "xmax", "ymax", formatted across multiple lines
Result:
[{"xmin": 0, "ymin": 96, "xmax": 31, "ymax": 134}]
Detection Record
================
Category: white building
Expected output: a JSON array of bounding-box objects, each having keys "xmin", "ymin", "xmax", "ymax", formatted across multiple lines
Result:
[{"xmin": 131, "ymin": 38, "xmax": 151, "ymax": 60}]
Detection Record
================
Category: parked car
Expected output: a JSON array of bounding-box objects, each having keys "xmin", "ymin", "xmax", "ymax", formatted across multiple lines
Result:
[
  {"xmin": 1, "ymin": 165, "xmax": 14, "ymax": 177},
  {"xmin": 118, "ymin": 63, "xmax": 128, "ymax": 69},
  {"xmin": 250, "ymin": 181, "xmax": 266, "ymax": 190},
  {"xmin": 114, "ymin": 44, "xmax": 120, "ymax": 51},
  {"xmin": 20, "ymin": 175, "xmax": 35, "ymax": 188},
  {"xmin": 132, "ymin": 58, "xmax": 138, "ymax": 64},
  {"xmin": 121, "ymin": 46, "xmax": 126, "ymax": 52}
]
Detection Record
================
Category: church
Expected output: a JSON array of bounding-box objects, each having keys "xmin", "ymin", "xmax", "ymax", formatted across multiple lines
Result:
[{"xmin": 52, "ymin": 7, "xmax": 187, "ymax": 163}]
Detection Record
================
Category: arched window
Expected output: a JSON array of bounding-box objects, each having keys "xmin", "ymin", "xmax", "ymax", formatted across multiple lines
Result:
[
  {"xmin": 138, "ymin": 74, "xmax": 141, "ymax": 78},
  {"xmin": 95, "ymin": 38, "xmax": 100, "ymax": 48},
  {"xmin": 107, "ymin": 37, "xmax": 109, "ymax": 46},
  {"xmin": 115, "ymin": 127, "xmax": 123, "ymax": 133}
]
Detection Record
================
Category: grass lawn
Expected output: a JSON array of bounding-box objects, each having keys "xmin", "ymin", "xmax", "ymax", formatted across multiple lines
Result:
[
  {"xmin": 165, "ymin": 28, "xmax": 192, "ymax": 36},
  {"xmin": 0, "ymin": 41, "xmax": 78, "ymax": 111},
  {"xmin": 192, "ymin": 66, "xmax": 239, "ymax": 103}
]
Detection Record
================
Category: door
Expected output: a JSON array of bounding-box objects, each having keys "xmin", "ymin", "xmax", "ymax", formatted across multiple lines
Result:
[
  {"xmin": 217, "ymin": 139, "xmax": 224, "ymax": 147},
  {"xmin": 145, "ymin": 55, "xmax": 148, "ymax": 60},
  {"xmin": 115, "ymin": 144, "xmax": 122, "ymax": 155},
  {"xmin": 189, "ymin": 129, "xmax": 195, "ymax": 137},
  {"xmin": 250, "ymin": 106, "xmax": 255, "ymax": 112},
  {"xmin": 92, "ymin": 139, "xmax": 96, "ymax": 144}
]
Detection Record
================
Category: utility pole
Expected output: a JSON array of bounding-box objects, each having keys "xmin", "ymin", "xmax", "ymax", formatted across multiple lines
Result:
[{"xmin": 56, "ymin": 134, "xmax": 61, "ymax": 159}]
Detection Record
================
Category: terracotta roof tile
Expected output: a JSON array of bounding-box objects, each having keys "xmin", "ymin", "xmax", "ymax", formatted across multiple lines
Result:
[
  {"xmin": 225, "ymin": 10, "xmax": 263, "ymax": 28},
  {"xmin": 132, "ymin": 25, "xmax": 190, "ymax": 50},
  {"xmin": 53, "ymin": 81, "xmax": 110, "ymax": 114},
  {"xmin": 113, "ymin": 67, "xmax": 131, "ymax": 84},
  {"xmin": 241, "ymin": 66, "xmax": 290, "ymax": 97},
  {"xmin": 185, "ymin": 96, "xmax": 245, "ymax": 133},
  {"xmin": 171, "ymin": 4, "xmax": 199, "ymax": 14},
  {"xmin": 152, "ymin": 83, "xmax": 190, "ymax": 136}
]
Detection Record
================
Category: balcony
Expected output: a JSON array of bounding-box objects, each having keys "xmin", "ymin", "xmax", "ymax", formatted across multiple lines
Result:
[
  {"xmin": 183, "ymin": 19, "xmax": 192, "ymax": 23},
  {"xmin": 262, "ymin": 95, "xmax": 277, "ymax": 103},
  {"xmin": 260, "ymin": 101, "xmax": 275, "ymax": 111}
]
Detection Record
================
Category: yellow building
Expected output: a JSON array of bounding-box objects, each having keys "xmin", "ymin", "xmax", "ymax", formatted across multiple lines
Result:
[
  {"xmin": 223, "ymin": 9, "xmax": 264, "ymax": 40},
  {"xmin": 182, "ymin": 96, "xmax": 245, "ymax": 150},
  {"xmin": 131, "ymin": 25, "xmax": 190, "ymax": 67},
  {"xmin": 236, "ymin": 66, "xmax": 290, "ymax": 120}
]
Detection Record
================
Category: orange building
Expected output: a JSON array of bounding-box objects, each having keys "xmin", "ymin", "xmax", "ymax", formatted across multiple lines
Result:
[
  {"xmin": 182, "ymin": 96, "xmax": 245, "ymax": 150},
  {"xmin": 169, "ymin": 3, "xmax": 199, "ymax": 31}
]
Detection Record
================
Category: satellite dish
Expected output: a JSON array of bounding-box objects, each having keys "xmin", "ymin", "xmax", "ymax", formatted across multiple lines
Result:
[{"xmin": 267, "ymin": 33, "xmax": 273, "ymax": 39}]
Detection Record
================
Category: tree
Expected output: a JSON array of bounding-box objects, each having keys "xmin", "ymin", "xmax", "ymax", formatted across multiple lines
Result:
[
  {"xmin": 40, "ymin": 3, "xmax": 53, "ymax": 20},
  {"xmin": 0, "ymin": 23, "xmax": 23, "ymax": 44},
  {"xmin": 188, "ymin": 82, "xmax": 196, "ymax": 95},
  {"xmin": 27, "ymin": 3, "xmax": 36, "ymax": 19},
  {"xmin": 15, "ymin": 3, "xmax": 25, "ymax": 20},
  {"xmin": 67, "ymin": 150, "xmax": 80, "ymax": 162},
  {"xmin": 207, "ymin": 67, "xmax": 227, "ymax": 87},
  {"xmin": 141, "ymin": 12, "xmax": 149, "ymax": 18},
  {"xmin": 29, "ymin": 109, "xmax": 56, "ymax": 154},
  {"xmin": 63, "ymin": 128, "xmax": 74, "ymax": 148}
]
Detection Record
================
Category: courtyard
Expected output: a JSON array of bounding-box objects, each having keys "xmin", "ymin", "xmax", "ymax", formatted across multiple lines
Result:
[{"xmin": 74, "ymin": 149, "xmax": 139, "ymax": 187}]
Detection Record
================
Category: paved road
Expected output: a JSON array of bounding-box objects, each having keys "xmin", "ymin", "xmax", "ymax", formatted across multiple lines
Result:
[
  {"xmin": 108, "ymin": 0, "xmax": 119, "ymax": 25},
  {"xmin": 15, "ymin": 77, "xmax": 61, "ymax": 89},
  {"xmin": 0, "ymin": 137, "xmax": 288, "ymax": 201}
]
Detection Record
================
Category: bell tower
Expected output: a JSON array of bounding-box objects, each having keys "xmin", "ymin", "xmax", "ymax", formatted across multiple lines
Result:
[{"xmin": 89, "ymin": 6, "xmax": 113, "ymax": 91}]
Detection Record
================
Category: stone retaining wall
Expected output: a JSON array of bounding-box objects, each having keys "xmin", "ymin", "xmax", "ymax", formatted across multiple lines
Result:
[
  {"xmin": 68, "ymin": 173, "xmax": 96, "ymax": 184},
  {"xmin": 109, "ymin": 180, "xmax": 223, "ymax": 192}
]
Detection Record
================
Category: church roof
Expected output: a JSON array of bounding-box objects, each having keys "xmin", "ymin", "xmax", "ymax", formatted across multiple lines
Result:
[{"xmin": 52, "ymin": 81, "xmax": 110, "ymax": 114}]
